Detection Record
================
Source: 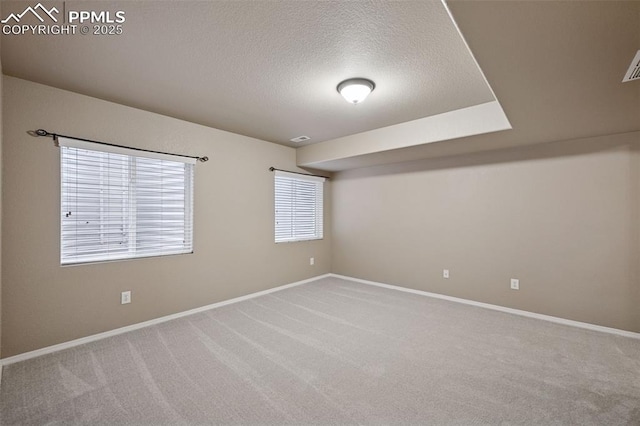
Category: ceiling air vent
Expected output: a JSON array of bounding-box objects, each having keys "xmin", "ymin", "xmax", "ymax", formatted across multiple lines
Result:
[
  {"xmin": 290, "ymin": 135, "xmax": 311, "ymax": 143},
  {"xmin": 622, "ymin": 50, "xmax": 640, "ymax": 82}
]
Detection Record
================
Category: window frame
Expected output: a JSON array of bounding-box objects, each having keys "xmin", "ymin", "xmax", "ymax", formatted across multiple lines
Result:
[
  {"xmin": 59, "ymin": 137, "xmax": 195, "ymax": 265},
  {"xmin": 274, "ymin": 170, "xmax": 325, "ymax": 243}
]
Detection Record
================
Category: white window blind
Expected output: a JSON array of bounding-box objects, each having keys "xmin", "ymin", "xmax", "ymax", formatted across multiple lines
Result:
[
  {"xmin": 274, "ymin": 170, "xmax": 324, "ymax": 243},
  {"xmin": 60, "ymin": 137, "xmax": 194, "ymax": 265}
]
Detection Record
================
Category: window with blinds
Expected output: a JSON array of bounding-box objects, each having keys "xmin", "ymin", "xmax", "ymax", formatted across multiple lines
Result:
[
  {"xmin": 274, "ymin": 170, "xmax": 324, "ymax": 243},
  {"xmin": 59, "ymin": 137, "xmax": 194, "ymax": 265}
]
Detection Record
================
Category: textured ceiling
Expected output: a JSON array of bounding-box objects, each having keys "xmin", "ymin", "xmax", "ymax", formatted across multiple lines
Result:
[
  {"xmin": 298, "ymin": 0, "xmax": 640, "ymax": 170},
  {"xmin": 1, "ymin": 0, "xmax": 495, "ymax": 147}
]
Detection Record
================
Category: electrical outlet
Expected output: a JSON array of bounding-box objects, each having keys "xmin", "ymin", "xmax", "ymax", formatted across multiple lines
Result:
[
  {"xmin": 310, "ymin": 257, "xmax": 315, "ymax": 266},
  {"xmin": 121, "ymin": 291, "xmax": 131, "ymax": 304},
  {"xmin": 443, "ymin": 269, "xmax": 449, "ymax": 279},
  {"xmin": 510, "ymin": 279, "xmax": 520, "ymax": 290}
]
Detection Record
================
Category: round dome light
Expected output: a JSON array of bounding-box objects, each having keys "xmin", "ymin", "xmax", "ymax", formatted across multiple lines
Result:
[{"xmin": 337, "ymin": 78, "xmax": 375, "ymax": 104}]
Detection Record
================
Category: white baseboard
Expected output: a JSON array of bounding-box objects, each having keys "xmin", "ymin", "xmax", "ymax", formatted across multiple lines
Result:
[
  {"xmin": 0, "ymin": 273, "xmax": 332, "ymax": 367},
  {"xmin": 329, "ymin": 273, "xmax": 640, "ymax": 340},
  {"xmin": 3, "ymin": 271, "xmax": 637, "ymax": 368}
]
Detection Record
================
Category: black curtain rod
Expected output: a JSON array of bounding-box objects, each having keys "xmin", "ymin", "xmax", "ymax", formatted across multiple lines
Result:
[
  {"xmin": 269, "ymin": 167, "xmax": 329, "ymax": 179},
  {"xmin": 35, "ymin": 129, "xmax": 209, "ymax": 162}
]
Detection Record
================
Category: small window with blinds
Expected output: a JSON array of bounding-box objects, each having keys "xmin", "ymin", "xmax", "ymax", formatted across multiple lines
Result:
[
  {"xmin": 60, "ymin": 137, "xmax": 194, "ymax": 265},
  {"xmin": 274, "ymin": 170, "xmax": 324, "ymax": 243}
]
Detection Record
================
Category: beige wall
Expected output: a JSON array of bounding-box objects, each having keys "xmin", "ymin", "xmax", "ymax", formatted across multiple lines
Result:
[
  {"xmin": 1, "ymin": 76, "xmax": 331, "ymax": 358},
  {"xmin": 1, "ymin": 77, "xmax": 637, "ymax": 359},
  {"xmin": 0, "ymin": 41, "xmax": 3, "ymax": 357},
  {"xmin": 332, "ymin": 132, "xmax": 640, "ymax": 333},
  {"xmin": 634, "ymin": 137, "xmax": 640, "ymax": 332}
]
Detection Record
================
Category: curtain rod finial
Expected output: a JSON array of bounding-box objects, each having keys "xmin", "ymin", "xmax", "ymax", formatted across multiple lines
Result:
[
  {"xmin": 36, "ymin": 129, "xmax": 49, "ymax": 137},
  {"xmin": 198, "ymin": 156, "xmax": 209, "ymax": 162}
]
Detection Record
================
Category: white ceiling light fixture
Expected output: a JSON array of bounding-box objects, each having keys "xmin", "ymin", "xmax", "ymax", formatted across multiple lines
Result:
[{"xmin": 337, "ymin": 78, "xmax": 375, "ymax": 104}]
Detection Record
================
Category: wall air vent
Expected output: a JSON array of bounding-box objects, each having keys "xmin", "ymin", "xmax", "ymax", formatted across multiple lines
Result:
[
  {"xmin": 622, "ymin": 50, "xmax": 640, "ymax": 82},
  {"xmin": 290, "ymin": 135, "xmax": 311, "ymax": 143}
]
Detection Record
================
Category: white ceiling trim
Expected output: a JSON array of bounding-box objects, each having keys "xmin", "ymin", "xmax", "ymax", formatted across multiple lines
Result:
[{"xmin": 297, "ymin": 100, "xmax": 512, "ymax": 171}]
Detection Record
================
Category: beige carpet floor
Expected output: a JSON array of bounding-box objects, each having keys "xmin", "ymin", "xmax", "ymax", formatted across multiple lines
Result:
[{"xmin": 1, "ymin": 276, "xmax": 639, "ymax": 425}]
